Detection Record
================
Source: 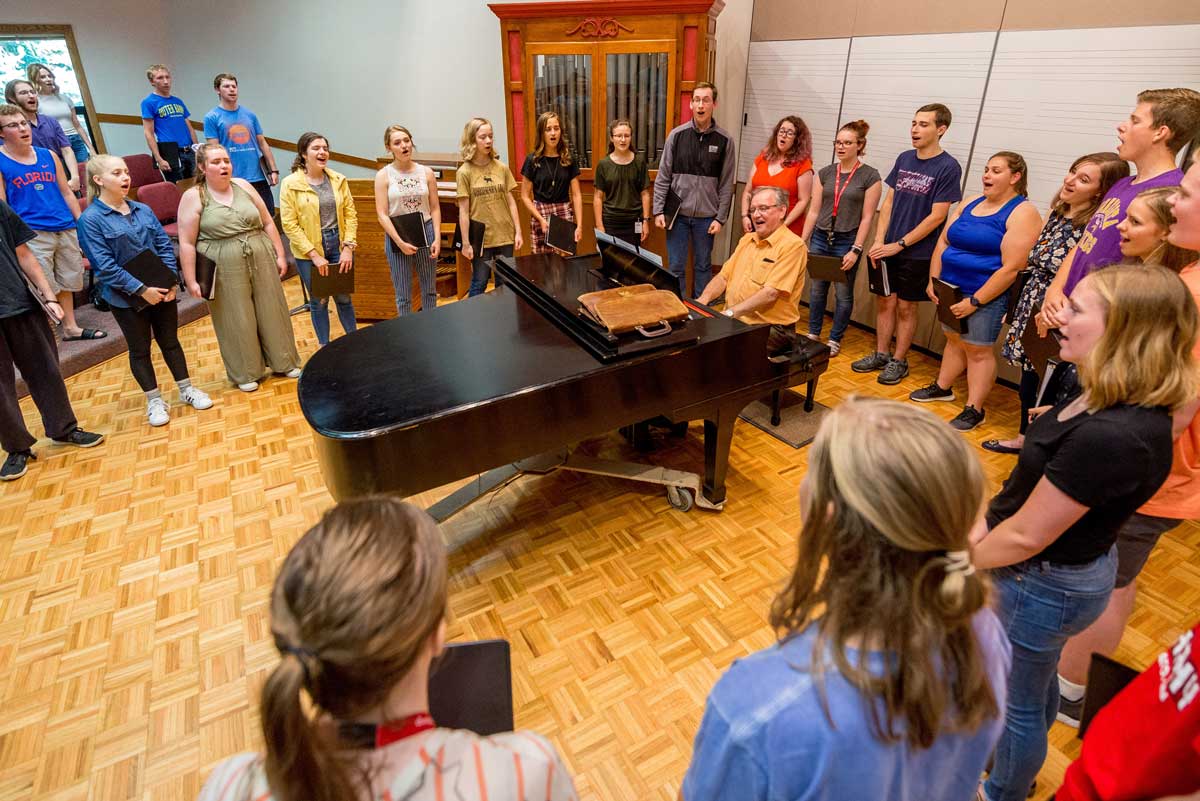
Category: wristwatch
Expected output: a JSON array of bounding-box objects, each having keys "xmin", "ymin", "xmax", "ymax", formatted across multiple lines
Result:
[
  {"xmin": 850, "ymin": 244, "xmax": 863, "ymax": 255},
  {"xmin": 969, "ymin": 294, "xmax": 981, "ymax": 307},
  {"xmin": 722, "ymin": 309, "xmax": 734, "ymax": 317},
  {"xmin": 897, "ymin": 237, "xmax": 908, "ymax": 249}
]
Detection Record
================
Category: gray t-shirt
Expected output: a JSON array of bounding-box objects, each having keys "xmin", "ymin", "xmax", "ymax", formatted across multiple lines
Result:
[
  {"xmin": 814, "ymin": 161, "xmax": 881, "ymax": 233},
  {"xmin": 313, "ymin": 177, "xmax": 337, "ymax": 231}
]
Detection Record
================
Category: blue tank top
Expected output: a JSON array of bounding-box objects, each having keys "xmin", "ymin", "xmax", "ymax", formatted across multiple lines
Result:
[
  {"xmin": 0, "ymin": 147, "xmax": 75, "ymax": 232},
  {"xmin": 939, "ymin": 195, "xmax": 1024, "ymax": 295}
]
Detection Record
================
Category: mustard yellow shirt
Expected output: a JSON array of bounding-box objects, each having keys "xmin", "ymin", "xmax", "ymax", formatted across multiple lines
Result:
[{"xmin": 722, "ymin": 224, "xmax": 808, "ymax": 326}]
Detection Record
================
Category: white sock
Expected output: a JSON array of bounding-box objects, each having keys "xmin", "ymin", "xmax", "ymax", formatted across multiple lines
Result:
[{"xmin": 1058, "ymin": 674, "xmax": 1086, "ymax": 702}]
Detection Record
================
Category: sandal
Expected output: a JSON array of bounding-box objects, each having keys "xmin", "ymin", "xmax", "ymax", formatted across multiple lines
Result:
[
  {"xmin": 981, "ymin": 439, "xmax": 1022, "ymax": 455},
  {"xmin": 62, "ymin": 328, "xmax": 107, "ymax": 341}
]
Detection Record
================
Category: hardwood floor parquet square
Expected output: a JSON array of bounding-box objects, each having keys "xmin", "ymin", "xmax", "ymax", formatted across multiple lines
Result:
[{"xmin": 0, "ymin": 284, "xmax": 1196, "ymax": 799}]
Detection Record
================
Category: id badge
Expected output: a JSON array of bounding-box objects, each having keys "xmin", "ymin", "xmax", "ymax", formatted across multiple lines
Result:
[{"xmin": 635, "ymin": 221, "xmax": 643, "ymax": 234}]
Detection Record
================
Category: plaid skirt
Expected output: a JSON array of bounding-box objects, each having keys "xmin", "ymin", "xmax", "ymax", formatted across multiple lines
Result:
[{"xmin": 530, "ymin": 200, "xmax": 574, "ymax": 254}]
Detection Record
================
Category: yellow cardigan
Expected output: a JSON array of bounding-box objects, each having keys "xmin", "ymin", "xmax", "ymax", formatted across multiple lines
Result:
[{"xmin": 278, "ymin": 167, "xmax": 358, "ymax": 259}]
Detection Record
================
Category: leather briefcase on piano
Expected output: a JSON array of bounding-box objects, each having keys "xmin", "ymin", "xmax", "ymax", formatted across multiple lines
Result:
[{"xmin": 578, "ymin": 283, "xmax": 689, "ymax": 338}]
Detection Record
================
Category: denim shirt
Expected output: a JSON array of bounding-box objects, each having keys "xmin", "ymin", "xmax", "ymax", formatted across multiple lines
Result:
[{"xmin": 77, "ymin": 198, "xmax": 178, "ymax": 309}]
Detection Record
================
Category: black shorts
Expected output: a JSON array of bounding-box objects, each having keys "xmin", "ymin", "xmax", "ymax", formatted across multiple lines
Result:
[
  {"xmin": 889, "ymin": 257, "xmax": 932, "ymax": 303},
  {"xmin": 1114, "ymin": 512, "xmax": 1182, "ymax": 588}
]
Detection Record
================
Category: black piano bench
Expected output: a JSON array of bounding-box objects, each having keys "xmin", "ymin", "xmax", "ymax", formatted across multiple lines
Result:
[{"xmin": 766, "ymin": 337, "xmax": 832, "ymax": 426}]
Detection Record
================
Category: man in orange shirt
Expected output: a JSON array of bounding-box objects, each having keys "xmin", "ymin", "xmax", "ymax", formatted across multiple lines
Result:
[
  {"xmin": 697, "ymin": 186, "xmax": 809, "ymax": 356},
  {"xmin": 1056, "ymin": 157, "xmax": 1200, "ymax": 727}
]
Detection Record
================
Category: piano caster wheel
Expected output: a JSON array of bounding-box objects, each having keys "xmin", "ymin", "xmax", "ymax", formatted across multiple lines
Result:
[{"xmin": 666, "ymin": 485, "xmax": 694, "ymax": 512}]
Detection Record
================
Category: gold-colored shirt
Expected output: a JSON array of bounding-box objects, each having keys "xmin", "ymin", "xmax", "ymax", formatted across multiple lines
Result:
[{"xmin": 722, "ymin": 224, "xmax": 808, "ymax": 326}]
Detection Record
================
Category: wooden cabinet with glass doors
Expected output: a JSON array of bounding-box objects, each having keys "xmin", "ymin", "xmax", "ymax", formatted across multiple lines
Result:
[{"xmin": 488, "ymin": 1, "xmax": 724, "ymax": 267}]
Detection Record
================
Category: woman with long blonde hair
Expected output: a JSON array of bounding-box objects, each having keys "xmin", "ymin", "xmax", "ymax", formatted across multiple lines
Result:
[
  {"xmin": 26, "ymin": 62, "xmax": 93, "ymax": 169},
  {"xmin": 197, "ymin": 497, "xmax": 576, "ymax": 801},
  {"xmin": 455, "ymin": 117, "xmax": 521, "ymax": 296},
  {"xmin": 683, "ymin": 396, "xmax": 1010, "ymax": 801},
  {"xmin": 76, "ymin": 154, "xmax": 212, "ymax": 426},
  {"xmin": 975, "ymin": 264, "xmax": 1198, "ymax": 801},
  {"xmin": 178, "ymin": 143, "xmax": 301, "ymax": 392}
]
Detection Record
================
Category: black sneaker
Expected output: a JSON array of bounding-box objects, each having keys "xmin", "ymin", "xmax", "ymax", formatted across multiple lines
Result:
[
  {"xmin": 950, "ymin": 405, "xmax": 986, "ymax": 431},
  {"xmin": 909, "ymin": 381, "xmax": 955, "ymax": 403},
  {"xmin": 851, "ymin": 351, "xmax": 890, "ymax": 372},
  {"xmin": 0, "ymin": 450, "xmax": 34, "ymax": 481},
  {"xmin": 52, "ymin": 428, "xmax": 105, "ymax": 448},
  {"xmin": 1056, "ymin": 693, "xmax": 1083, "ymax": 728},
  {"xmin": 877, "ymin": 358, "xmax": 909, "ymax": 385}
]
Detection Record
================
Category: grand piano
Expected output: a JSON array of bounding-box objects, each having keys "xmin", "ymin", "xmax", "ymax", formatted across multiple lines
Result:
[{"xmin": 298, "ymin": 244, "xmax": 829, "ymax": 517}]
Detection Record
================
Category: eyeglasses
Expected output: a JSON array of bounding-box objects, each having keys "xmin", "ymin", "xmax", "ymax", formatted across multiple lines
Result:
[
  {"xmin": 777, "ymin": 129, "xmax": 797, "ymax": 138},
  {"xmin": 834, "ymin": 139, "xmax": 857, "ymax": 147},
  {"xmin": 0, "ymin": 120, "xmax": 30, "ymax": 130},
  {"xmin": 748, "ymin": 204, "xmax": 780, "ymax": 214}
]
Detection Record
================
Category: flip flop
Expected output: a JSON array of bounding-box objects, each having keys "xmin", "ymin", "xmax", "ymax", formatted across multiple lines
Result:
[
  {"xmin": 63, "ymin": 328, "xmax": 107, "ymax": 341},
  {"xmin": 981, "ymin": 439, "xmax": 1021, "ymax": 455}
]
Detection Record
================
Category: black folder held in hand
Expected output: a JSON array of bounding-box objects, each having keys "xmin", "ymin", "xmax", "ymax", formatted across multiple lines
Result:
[
  {"xmin": 194, "ymin": 251, "xmax": 217, "ymax": 300},
  {"xmin": 807, "ymin": 254, "xmax": 849, "ymax": 284},
  {"xmin": 390, "ymin": 212, "xmax": 430, "ymax": 248},
  {"xmin": 310, "ymin": 262, "xmax": 355, "ymax": 299},
  {"xmin": 662, "ymin": 188, "xmax": 683, "ymax": 230},
  {"xmin": 454, "ymin": 219, "xmax": 486, "ymax": 255},
  {"xmin": 547, "ymin": 214, "xmax": 577, "ymax": 255},
  {"xmin": 931, "ymin": 277, "xmax": 969, "ymax": 333},
  {"xmin": 868, "ymin": 257, "xmax": 891, "ymax": 296},
  {"xmin": 121, "ymin": 249, "xmax": 179, "ymax": 311}
]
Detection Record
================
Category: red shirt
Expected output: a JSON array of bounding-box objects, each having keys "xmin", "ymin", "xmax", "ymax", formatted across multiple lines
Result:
[
  {"xmin": 750, "ymin": 153, "xmax": 813, "ymax": 237},
  {"xmin": 1057, "ymin": 622, "xmax": 1200, "ymax": 801}
]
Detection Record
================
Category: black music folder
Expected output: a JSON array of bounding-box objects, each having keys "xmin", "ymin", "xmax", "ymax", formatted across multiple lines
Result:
[
  {"xmin": 428, "ymin": 640, "xmax": 513, "ymax": 735},
  {"xmin": 156, "ymin": 141, "xmax": 181, "ymax": 174},
  {"xmin": 194, "ymin": 251, "xmax": 218, "ymax": 300},
  {"xmin": 662, "ymin": 188, "xmax": 683, "ymax": 230},
  {"xmin": 867, "ymin": 257, "xmax": 891, "ymax": 296},
  {"xmin": 547, "ymin": 214, "xmax": 577, "ymax": 255},
  {"xmin": 390, "ymin": 212, "xmax": 430, "ymax": 248},
  {"xmin": 258, "ymin": 153, "xmax": 273, "ymax": 181},
  {"xmin": 807, "ymin": 254, "xmax": 849, "ymax": 284},
  {"xmin": 1006, "ymin": 270, "xmax": 1030, "ymax": 319},
  {"xmin": 454, "ymin": 219, "xmax": 486, "ymax": 255},
  {"xmin": 931, "ymin": 277, "xmax": 969, "ymax": 333},
  {"xmin": 122, "ymin": 249, "xmax": 179, "ymax": 310},
  {"xmin": 310, "ymin": 263, "xmax": 355, "ymax": 298}
]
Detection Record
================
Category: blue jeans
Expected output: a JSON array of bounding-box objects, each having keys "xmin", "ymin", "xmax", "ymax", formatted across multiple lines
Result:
[
  {"xmin": 386, "ymin": 218, "xmax": 438, "ymax": 315},
  {"xmin": 807, "ymin": 229, "xmax": 859, "ymax": 341},
  {"xmin": 983, "ymin": 548, "xmax": 1117, "ymax": 801},
  {"xmin": 468, "ymin": 244, "xmax": 514, "ymax": 297},
  {"xmin": 67, "ymin": 134, "xmax": 90, "ymax": 173},
  {"xmin": 666, "ymin": 215, "xmax": 715, "ymax": 298},
  {"xmin": 294, "ymin": 229, "xmax": 357, "ymax": 345}
]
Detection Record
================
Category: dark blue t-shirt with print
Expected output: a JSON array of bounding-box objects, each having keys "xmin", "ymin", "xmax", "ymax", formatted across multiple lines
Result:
[{"xmin": 884, "ymin": 149, "xmax": 963, "ymax": 260}]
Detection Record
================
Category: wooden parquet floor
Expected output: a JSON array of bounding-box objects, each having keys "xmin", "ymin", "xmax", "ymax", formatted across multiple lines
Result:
[{"xmin": 1, "ymin": 281, "xmax": 1197, "ymax": 801}]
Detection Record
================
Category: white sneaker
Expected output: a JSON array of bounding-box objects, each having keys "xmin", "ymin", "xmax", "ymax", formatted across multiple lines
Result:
[
  {"xmin": 179, "ymin": 385, "xmax": 213, "ymax": 410},
  {"xmin": 237, "ymin": 381, "xmax": 259, "ymax": 393},
  {"xmin": 147, "ymin": 397, "xmax": 170, "ymax": 426},
  {"xmin": 284, "ymin": 367, "xmax": 302, "ymax": 378}
]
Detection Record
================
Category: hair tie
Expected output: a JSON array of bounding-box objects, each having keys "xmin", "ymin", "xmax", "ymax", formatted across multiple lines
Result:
[
  {"xmin": 944, "ymin": 550, "xmax": 976, "ymax": 577},
  {"xmin": 281, "ymin": 644, "xmax": 317, "ymax": 685}
]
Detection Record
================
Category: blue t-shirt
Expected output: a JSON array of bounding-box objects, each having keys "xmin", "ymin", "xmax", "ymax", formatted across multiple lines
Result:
[
  {"xmin": 681, "ymin": 609, "xmax": 1011, "ymax": 801},
  {"xmin": 202, "ymin": 105, "xmax": 265, "ymax": 181},
  {"xmin": 141, "ymin": 94, "xmax": 193, "ymax": 147},
  {"xmin": 0, "ymin": 147, "xmax": 75, "ymax": 232},
  {"xmin": 940, "ymin": 195, "xmax": 1026, "ymax": 295},
  {"xmin": 884, "ymin": 149, "xmax": 963, "ymax": 260}
]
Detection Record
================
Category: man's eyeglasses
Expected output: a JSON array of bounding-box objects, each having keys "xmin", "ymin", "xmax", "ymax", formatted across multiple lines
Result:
[{"xmin": 1, "ymin": 120, "xmax": 31, "ymax": 130}]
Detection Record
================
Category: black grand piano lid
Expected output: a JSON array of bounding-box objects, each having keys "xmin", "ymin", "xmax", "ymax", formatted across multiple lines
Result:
[{"xmin": 495, "ymin": 251, "xmax": 699, "ymax": 364}]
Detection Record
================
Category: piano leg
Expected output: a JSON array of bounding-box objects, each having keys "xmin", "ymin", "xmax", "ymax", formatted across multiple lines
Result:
[{"xmin": 702, "ymin": 405, "xmax": 738, "ymax": 506}]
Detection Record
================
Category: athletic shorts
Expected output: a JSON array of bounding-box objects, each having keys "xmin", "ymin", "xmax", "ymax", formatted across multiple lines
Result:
[
  {"xmin": 1114, "ymin": 512, "xmax": 1182, "ymax": 588},
  {"xmin": 889, "ymin": 257, "xmax": 932, "ymax": 303}
]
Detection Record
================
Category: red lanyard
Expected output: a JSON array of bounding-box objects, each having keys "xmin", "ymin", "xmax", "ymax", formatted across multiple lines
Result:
[
  {"xmin": 338, "ymin": 712, "xmax": 436, "ymax": 750},
  {"xmin": 830, "ymin": 161, "xmax": 861, "ymax": 222}
]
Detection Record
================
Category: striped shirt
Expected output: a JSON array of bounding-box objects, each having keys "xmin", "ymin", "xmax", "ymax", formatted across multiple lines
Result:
[{"xmin": 198, "ymin": 728, "xmax": 577, "ymax": 801}]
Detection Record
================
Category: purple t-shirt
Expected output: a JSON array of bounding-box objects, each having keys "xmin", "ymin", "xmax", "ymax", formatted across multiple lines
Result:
[
  {"xmin": 29, "ymin": 113, "xmax": 69, "ymax": 153},
  {"xmin": 884, "ymin": 149, "xmax": 963, "ymax": 260},
  {"xmin": 1063, "ymin": 169, "xmax": 1184, "ymax": 294}
]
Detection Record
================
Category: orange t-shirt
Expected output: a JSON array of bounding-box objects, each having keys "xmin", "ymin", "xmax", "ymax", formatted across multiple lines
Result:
[
  {"xmin": 750, "ymin": 153, "xmax": 814, "ymax": 238},
  {"xmin": 1139, "ymin": 261, "xmax": 1200, "ymax": 520}
]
